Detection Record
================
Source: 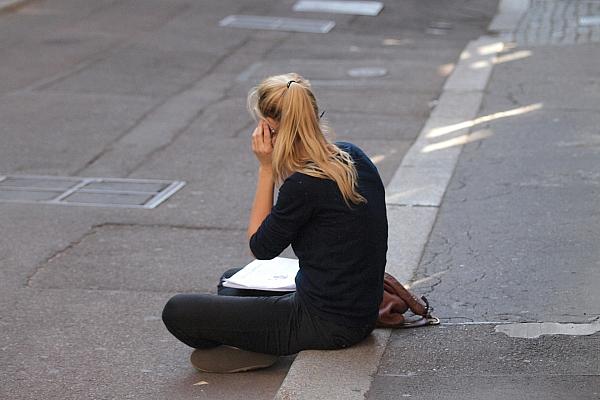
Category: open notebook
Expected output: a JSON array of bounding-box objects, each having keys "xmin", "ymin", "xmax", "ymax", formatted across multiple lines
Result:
[{"xmin": 222, "ymin": 257, "xmax": 299, "ymax": 291}]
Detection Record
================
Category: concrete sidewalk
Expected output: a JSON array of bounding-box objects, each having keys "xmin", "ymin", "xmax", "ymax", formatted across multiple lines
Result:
[{"xmin": 368, "ymin": 31, "xmax": 600, "ymax": 400}]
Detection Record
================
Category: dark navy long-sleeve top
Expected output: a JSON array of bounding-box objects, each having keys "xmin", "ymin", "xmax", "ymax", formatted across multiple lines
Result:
[{"xmin": 249, "ymin": 142, "xmax": 388, "ymax": 327}]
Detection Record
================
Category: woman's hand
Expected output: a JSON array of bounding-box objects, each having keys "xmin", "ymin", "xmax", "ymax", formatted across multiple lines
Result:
[
  {"xmin": 248, "ymin": 120, "xmax": 275, "ymax": 240},
  {"xmin": 251, "ymin": 120, "xmax": 273, "ymax": 167}
]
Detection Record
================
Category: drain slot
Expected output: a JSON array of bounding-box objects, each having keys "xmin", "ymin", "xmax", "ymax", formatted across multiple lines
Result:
[
  {"xmin": 219, "ymin": 15, "xmax": 335, "ymax": 33},
  {"xmin": 0, "ymin": 175, "xmax": 185, "ymax": 209},
  {"xmin": 293, "ymin": 1, "xmax": 383, "ymax": 16}
]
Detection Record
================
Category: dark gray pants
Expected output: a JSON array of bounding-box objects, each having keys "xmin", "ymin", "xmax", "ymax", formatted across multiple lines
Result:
[{"xmin": 161, "ymin": 268, "xmax": 374, "ymax": 356}]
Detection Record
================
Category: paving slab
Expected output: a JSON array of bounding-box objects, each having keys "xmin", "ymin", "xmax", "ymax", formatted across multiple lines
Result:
[
  {"xmin": 28, "ymin": 224, "xmax": 249, "ymax": 293},
  {"xmin": 130, "ymin": 8, "xmax": 249, "ymax": 54},
  {"xmin": 0, "ymin": 288, "xmax": 294, "ymax": 400},
  {"xmin": 76, "ymin": 33, "xmax": 293, "ymax": 177},
  {"xmin": 40, "ymin": 43, "xmax": 218, "ymax": 98},
  {"xmin": 65, "ymin": 0, "xmax": 190, "ymax": 37},
  {"xmin": 216, "ymin": 32, "xmax": 294, "ymax": 77},
  {"xmin": 78, "ymin": 82, "xmax": 229, "ymax": 177},
  {"xmin": 317, "ymin": 87, "xmax": 435, "ymax": 117},
  {"xmin": 0, "ymin": 30, "xmax": 119, "ymax": 94},
  {"xmin": 181, "ymin": 96, "xmax": 255, "ymax": 139},
  {"xmin": 0, "ymin": 204, "xmax": 102, "ymax": 297},
  {"xmin": 0, "ymin": 91, "xmax": 155, "ymax": 176},
  {"xmin": 324, "ymin": 111, "xmax": 423, "ymax": 141}
]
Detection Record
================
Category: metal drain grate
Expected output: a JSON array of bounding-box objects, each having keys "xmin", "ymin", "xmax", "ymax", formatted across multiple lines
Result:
[
  {"xmin": 0, "ymin": 175, "xmax": 185, "ymax": 209},
  {"xmin": 293, "ymin": 1, "xmax": 383, "ymax": 16},
  {"xmin": 219, "ymin": 15, "xmax": 335, "ymax": 33}
]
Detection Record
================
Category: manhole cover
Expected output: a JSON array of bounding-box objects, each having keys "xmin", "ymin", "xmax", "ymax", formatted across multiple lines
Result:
[
  {"xmin": 219, "ymin": 15, "xmax": 335, "ymax": 33},
  {"xmin": 0, "ymin": 175, "xmax": 185, "ymax": 209},
  {"xmin": 346, "ymin": 67, "xmax": 388, "ymax": 78},
  {"xmin": 293, "ymin": 1, "xmax": 383, "ymax": 16}
]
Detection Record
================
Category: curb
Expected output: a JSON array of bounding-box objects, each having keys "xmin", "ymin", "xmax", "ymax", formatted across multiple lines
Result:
[
  {"xmin": 272, "ymin": 5, "xmax": 521, "ymax": 400},
  {"xmin": 275, "ymin": 329, "xmax": 391, "ymax": 400},
  {"xmin": 488, "ymin": 0, "xmax": 530, "ymax": 40},
  {"xmin": 0, "ymin": 0, "xmax": 35, "ymax": 13}
]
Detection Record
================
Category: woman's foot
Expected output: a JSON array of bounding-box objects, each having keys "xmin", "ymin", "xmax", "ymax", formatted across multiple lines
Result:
[{"xmin": 190, "ymin": 346, "xmax": 278, "ymax": 373}]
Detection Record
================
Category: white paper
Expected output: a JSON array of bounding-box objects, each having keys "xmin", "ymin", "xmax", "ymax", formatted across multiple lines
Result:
[{"xmin": 222, "ymin": 257, "xmax": 299, "ymax": 291}]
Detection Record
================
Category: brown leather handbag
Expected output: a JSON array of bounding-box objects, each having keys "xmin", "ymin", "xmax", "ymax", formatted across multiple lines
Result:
[{"xmin": 377, "ymin": 272, "xmax": 440, "ymax": 328}]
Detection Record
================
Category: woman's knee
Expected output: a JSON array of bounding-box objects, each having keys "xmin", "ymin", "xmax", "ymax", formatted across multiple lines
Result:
[
  {"xmin": 162, "ymin": 294, "xmax": 188, "ymax": 327},
  {"xmin": 220, "ymin": 267, "xmax": 242, "ymax": 281}
]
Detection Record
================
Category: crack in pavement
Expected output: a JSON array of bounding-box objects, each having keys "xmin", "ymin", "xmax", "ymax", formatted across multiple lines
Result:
[{"xmin": 24, "ymin": 227, "xmax": 99, "ymax": 289}]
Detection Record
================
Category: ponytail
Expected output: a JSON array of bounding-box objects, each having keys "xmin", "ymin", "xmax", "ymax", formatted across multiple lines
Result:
[{"xmin": 247, "ymin": 73, "xmax": 366, "ymax": 207}]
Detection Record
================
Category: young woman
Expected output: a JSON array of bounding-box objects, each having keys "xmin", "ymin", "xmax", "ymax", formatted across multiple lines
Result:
[{"xmin": 162, "ymin": 73, "xmax": 388, "ymax": 373}]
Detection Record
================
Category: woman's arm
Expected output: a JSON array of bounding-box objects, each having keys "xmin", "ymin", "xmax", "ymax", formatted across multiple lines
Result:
[
  {"xmin": 247, "ymin": 166, "xmax": 274, "ymax": 239},
  {"xmin": 247, "ymin": 120, "xmax": 275, "ymax": 240}
]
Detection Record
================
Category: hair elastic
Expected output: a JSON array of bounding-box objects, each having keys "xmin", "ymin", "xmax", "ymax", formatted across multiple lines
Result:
[{"xmin": 287, "ymin": 80, "xmax": 297, "ymax": 88}]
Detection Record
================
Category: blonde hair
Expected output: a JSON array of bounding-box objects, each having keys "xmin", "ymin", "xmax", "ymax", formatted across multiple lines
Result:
[{"xmin": 247, "ymin": 73, "xmax": 366, "ymax": 206}]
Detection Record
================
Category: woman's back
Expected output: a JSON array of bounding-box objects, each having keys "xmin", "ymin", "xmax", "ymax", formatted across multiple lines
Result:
[{"xmin": 250, "ymin": 142, "xmax": 388, "ymax": 327}]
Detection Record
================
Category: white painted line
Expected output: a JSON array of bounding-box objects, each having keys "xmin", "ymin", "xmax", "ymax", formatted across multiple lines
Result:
[{"xmin": 293, "ymin": 1, "xmax": 383, "ymax": 16}]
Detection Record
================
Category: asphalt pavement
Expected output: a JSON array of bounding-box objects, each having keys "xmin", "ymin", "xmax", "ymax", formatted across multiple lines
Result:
[
  {"xmin": 1, "ymin": 0, "xmax": 598, "ymax": 399},
  {"xmin": 368, "ymin": 4, "xmax": 600, "ymax": 399}
]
